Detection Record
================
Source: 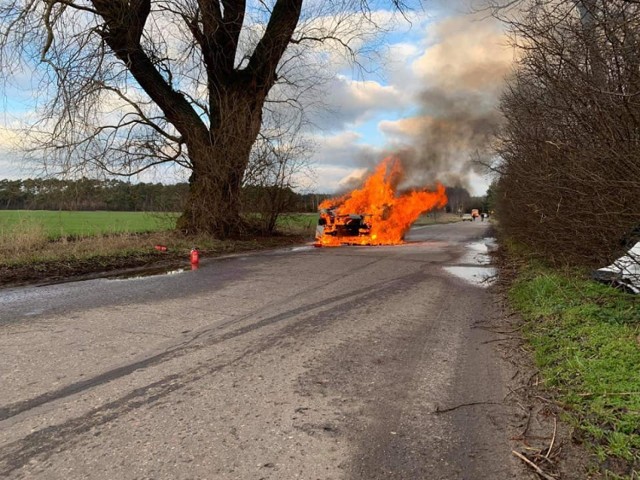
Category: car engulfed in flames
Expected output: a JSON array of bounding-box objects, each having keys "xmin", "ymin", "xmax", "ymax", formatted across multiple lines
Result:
[
  {"xmin": 315, "ymin": 156, "xmax": 448, "ymax": 247},
  {"xmin": 316, "ymin": 210, "xmax": 374, "ymax": 246}
]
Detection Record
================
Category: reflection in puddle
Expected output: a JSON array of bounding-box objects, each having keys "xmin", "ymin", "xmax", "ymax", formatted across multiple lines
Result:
[
  {"xmin": 443, "ymin": 266, "xmax": 497, "ymax": 287},
  {"xmin": 108, "ymin": 267, "xmax": 186, "ymax": 280},
  {"xmin": 457, "ymin": 237, "xmax": 498, "ymax": 265},
  {"xmin": 443, "ymin": 237, "xmax": 498, "ymax": 287},
  {"xmin": 459, "ymin": 242, "xmax": 491, "ymax": 265},
  {"xmin": 291, "ymin": 246, "xmax": 314, "ymax": 252}
]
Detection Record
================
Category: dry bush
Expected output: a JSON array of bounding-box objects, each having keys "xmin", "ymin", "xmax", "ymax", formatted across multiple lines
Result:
[
  {"xmin": 0, "ymin": 220, "xmax": 49, "ymax": 261},
  {"xmin": 496, "ymin": 0, "xmax": 640, "ymax": 267}
]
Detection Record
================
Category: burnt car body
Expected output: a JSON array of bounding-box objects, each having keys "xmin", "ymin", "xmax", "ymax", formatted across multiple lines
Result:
[{"xmin": 316, "ymin": 209, "xmax": 372, "ymax": 244}]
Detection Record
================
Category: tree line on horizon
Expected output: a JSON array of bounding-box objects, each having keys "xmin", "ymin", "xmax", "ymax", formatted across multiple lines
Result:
[
  {"xmin": 0, "ymin": 178, "xmax": 331, "ymax": 214},
  {"xmin": 0, "ymin": 178, "xmax": 483, "ymax": 217}
]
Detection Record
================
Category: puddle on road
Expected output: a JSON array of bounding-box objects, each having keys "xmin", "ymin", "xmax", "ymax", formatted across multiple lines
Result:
[
  {"xmin": 458, "ymin": 241, "xmax": 493, "ymax": 265},
  {"xmin": 443, "ymin": 266, "xmax": 497, "ymax": 287},
  {"xmin": 442, "ymin": 237, "xmax": 498, "ymax": 287},
  {"xmin": 107, "ymin": 266, "xmax": 189, "ymax": 281}
]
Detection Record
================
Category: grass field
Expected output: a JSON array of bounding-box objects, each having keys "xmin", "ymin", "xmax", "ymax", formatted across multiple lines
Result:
[
  {"xmin": 0, "ymin": 210, "xmax": 321, "ymax": 239},
  {"xmin": 0, "ymin": 209, "xmax": 442, "ymax": 269},
  {"xmin": 0, "ymin": 210, "xmax": 178, "ymax": 239},
  {"xmin": 0, "ymin": 208, "xmax": 456, "ymax": 271}
]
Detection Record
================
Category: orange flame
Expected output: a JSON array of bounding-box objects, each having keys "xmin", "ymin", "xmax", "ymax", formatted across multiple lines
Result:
[{"xmin": 317, "ymin": 156, "xmax": 448, "ymax": 246}]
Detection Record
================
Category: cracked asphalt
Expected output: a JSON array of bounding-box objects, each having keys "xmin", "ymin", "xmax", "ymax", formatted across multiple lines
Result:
[{"xmin": 0, "ymin": 221, "xmax": 528, "ymax": 479}]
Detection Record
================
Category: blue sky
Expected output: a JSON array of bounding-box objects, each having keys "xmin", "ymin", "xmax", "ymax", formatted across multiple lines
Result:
[{"xmin": 0, "ymin": 1, "xmax": 512, "ymax": 196}]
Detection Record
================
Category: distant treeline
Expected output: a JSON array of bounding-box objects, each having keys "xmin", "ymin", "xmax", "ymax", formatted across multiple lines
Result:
[
  {"xmin": 0, "ymin": 178, "xmax": 482, "ymax": 214},
  {"xmin": 444, "ymin": 186, "xmax": 487, "ymax": 214},
  {"xmin": 0, "ymin": 178, "xmax": 189, "ymax": 212},
  {"xmin": 0, "ymin": 178, "xmax": 332, "ymax": 213}
]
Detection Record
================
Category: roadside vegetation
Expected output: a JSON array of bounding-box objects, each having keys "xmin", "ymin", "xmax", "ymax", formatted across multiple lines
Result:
[
  {"xmin": 493, "ymin": 0, "xmax": 639, "ymax": 268},
  {"xmin": 503, "ymin": 244, "xmax": 640, "ymax": 477},
  {"xmin": 0, "ymin": 211, "xmax": 316, "ymax": 287},
  {"xmin": 490, "ymin": 1, "xmax": 640, "ymax": 477}
]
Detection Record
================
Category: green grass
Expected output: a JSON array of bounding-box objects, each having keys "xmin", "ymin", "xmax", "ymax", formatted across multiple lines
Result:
[
  {"xmin": 0, "ymin": 210, "xmax": 178, "ymax": 239},
  {"xmin": 509, "ymin": 264, "xmax": 640, "ymax": 475},
  {"xmin": 276, "ymin": 212, "xmax": 318, "ymax": 235},
  {"xmin": 0, "ymin": 210, "xmax": 315, "ymax": 267}
]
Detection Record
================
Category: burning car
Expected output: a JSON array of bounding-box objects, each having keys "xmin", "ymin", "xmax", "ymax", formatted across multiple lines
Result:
[
  {"xmin": 314, "ymin": 156, "xmax": 448, "ymax": 247},
  {"xmin": 316, "ymin": 208, "xmax": 373, "ymax": 246}
]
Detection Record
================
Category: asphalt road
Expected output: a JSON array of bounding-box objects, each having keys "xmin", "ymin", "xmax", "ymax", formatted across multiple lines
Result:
[{"xmin": 0, "ymin": 221, "xmax": 526, "ymax": 479}]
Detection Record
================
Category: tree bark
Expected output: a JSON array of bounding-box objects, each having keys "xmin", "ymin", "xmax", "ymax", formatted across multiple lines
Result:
[
  {"xmin": 175, "ymin": 0, "xmax": 301, "ymax": 237},
  {"xmin": 177, "ymin": 84, "xmax": 265, "ymax": 236}
]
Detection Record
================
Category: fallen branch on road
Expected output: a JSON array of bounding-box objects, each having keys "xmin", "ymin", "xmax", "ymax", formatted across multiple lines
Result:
[
  {"xmin": 512, "ymin": 450, "xmax": 557, "ymax": 480},
  {"xmin": 433, "ymin": 401, "xmax": 502, "ymax": 414}
]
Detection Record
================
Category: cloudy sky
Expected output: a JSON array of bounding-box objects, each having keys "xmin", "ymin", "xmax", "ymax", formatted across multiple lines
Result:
[
  {"xmin": 0, "ymin": 1, "xmax": 514, "ymax": 197},
  {"xmin": 304, "ymin": 2, "xmax": 514, "ymax": 196}
]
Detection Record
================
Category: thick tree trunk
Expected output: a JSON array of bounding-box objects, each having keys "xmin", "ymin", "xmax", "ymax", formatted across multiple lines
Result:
[
  {"xmin": 177, "ymin": 87, "xmax": 264, "ymax": 237},
  {"xmin": 88, "ymin": 0, "xmax": 302, "ymax": 238}
]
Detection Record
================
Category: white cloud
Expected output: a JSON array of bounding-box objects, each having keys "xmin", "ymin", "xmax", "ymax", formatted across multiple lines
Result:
[
  {"xmin": 309, "ymin": 75, "xmax": 411, "ymax": 131},
  {"xmin": 0, "ymin": 126, "xmax": 19, "ymax": 149},
  {"xmin": 313, "ymin": 164, "xmax": 361, "ymax": 193},
  {"xmin": 0, "ymin": 124, "xmax": 33, "ymax": 179},
  {"xmin": 0, "ymin": 156, "xmax": 24, "ymax": 180},
  {"xmin": 312, "ymin": 131, "xmax": 363, "ymax": 167}
]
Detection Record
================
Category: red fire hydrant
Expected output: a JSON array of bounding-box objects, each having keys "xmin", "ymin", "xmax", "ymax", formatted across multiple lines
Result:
[{"xmin": 190, "ymin": 247, "xmax": 200, "ymax": 265}]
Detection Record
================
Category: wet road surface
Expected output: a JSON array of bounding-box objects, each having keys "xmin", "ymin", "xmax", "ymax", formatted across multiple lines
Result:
[{"xmin": 0, "ymin": 221, "xmax": 527, "ymax": 479}]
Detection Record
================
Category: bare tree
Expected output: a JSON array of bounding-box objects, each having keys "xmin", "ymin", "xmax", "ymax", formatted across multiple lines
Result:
[
  {"xmin": 242, "ymin": 105, "xmax": 314, "ymax": 234},
  {"xmin": 0, "ymin": 0, "xmax": 413, "ymax": 237}
]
